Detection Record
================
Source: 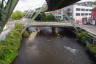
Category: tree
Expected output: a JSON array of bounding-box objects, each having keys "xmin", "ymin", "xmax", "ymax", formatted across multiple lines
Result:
[
  {"xmin": 45, "ymin": 13, "xmax": 56, "ymax": 21},
  {"xmin": 93, "ymin": 1, "xmax": 96, "ymax": 5},
  {"xmin": 11, "ymin": 11, "xmax": 24, "ymax": 20},
  {"xmin": 35, "ymin": 12, "xmax": 46, "ymax": 21}
]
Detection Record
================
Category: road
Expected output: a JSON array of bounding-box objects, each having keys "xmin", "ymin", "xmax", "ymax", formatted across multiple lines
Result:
[{"xmin": 13, "ymin": 27, "xmax": 94, "ymax": 64}]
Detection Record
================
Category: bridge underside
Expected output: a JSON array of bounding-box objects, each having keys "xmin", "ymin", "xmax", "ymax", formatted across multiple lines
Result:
[{"xmin": 46, "ymin": 0, "xmax": 80, "ymax": 11}]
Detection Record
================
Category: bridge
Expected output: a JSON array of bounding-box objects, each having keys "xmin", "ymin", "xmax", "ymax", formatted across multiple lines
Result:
[
  {"xmin": 19, "ymin": 19, "xmax": 96, "ymax": 38},
  {"xmin": 24, "ymin": 22, "xmax": 73, "ymax": 27}
]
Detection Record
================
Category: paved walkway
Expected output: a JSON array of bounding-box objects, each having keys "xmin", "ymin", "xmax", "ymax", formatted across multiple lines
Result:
[{"xmin": 79, "ymin": 25, "xmax": 96, "ymax": 37}]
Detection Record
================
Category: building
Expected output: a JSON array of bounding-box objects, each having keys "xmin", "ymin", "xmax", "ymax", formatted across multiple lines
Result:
[
  {"xmin": 91, "ymin": 7, "xmax": 96, "ymax": 19},
  {"xmin": 90, "ymin": 7, "xmax": 96, "ymax": 25},
  {"xmin": 50, "ymin": 10, "xmax": 64, "ymax": 21},
  {"xmin": 50, "ymin": 1, "xmax": 95, "ymax": 23}
]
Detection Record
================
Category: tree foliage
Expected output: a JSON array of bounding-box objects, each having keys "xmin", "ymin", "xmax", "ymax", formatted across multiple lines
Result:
[
  {"xmin": 45, "ymin": 13, "xmax": 56, "ymax": 21},
  {"xmin": 11, "ymin": 11, "xmax": 24, "ymax": 20},
  {"xmin": 0, "ymin": 24, "xmax": 23, "ymax": 64},
  {"xmin": 35, "ymin": 12, "xmax": 46, "ymax": 21},
  {"xmin": 93, "ymin": 1, "xmax": 96, "ymax": 5},
  {"xmin": 35, "ymin": 13, "xmax": 56, "ymax": 21}
]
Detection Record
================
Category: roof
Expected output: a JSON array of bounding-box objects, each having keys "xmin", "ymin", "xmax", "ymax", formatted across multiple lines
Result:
[
  {"xmin": 46, "ymin": 0, "xmax": 80, "ymax": 11},
  {"xmin": 50, "ymin": 11, "xmax": 62, "ymax": 13}
]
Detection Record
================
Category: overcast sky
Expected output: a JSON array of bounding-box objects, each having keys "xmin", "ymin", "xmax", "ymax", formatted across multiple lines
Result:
[
  {"xmin": 14, "ymin": 0, "xmax": 96, "ymax": 11},
  {"xmin": 14, "ymin": 0, "xmax": 46, "ymax": 11}
]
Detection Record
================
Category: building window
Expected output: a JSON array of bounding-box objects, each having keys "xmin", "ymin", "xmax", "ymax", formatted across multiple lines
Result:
[
  {"xmin": 76, "ymin": 8, "xmax": 80, "ymax": 11},
  {"xmin": 85, "ymin": 13, "xmax": 88, "ymax": 15},
  {"xmin": 81, "ymin": 9, "xmax": 85, "ymax": 11},
  {"xmin": 89, "ymin": 9, "xmax": 92, "ymax": 11},
  {"xmin": 89, "ymin": 13, "xmax": 91, "ymax": 15},
  {"xmin": 81, "ymin": 13, "xmax": 84, "ymax": 16},
  {"xmin": 58, "ymin": 13, "xmax": 61, "ymax": 14},
  {"xmin": 63, "ymin": 15, "xmax": 68, "ymax": 20},
  {"xmin": 86, "ymin": 9, "xmax": 88, "ymax": 11},
  {"xmin": 67, "ymin": 8, "xmax": 71, "ymax": 11},
  {"xmin": 76, "ymin": 13, "xmax": 80, "ymax": 16},
  {"xmin": 58, "ymin": 16, "xmax": 61, "ymax": 18}
]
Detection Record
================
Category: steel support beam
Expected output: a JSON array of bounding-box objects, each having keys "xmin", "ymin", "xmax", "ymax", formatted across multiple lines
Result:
[
  {"xmin": 0, "ymin": 0, "xmax": 19, "ymax": 30},
  {"xmin": 46, "ymin": 0, "xmax": 80, "ymax": 11}
]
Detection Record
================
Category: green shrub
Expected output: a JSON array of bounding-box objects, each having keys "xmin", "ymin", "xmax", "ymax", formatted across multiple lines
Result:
[
  {"xmin": 22, "ymin": 31, "xmax": 30, "ymax": 38},
  {"xmin": 0, "ymin": 23, "xmax": 23, "ymax": 64},
  {"xmin": 11, "ymin": 11, "xmax": 24, "ymax": 20},
  {"xmin": 77, "ymin": 32, "xmax": 90, "ymax": 42},
  {"xmin": 45, "ymin": 13, "xmax": 56, "ymax": 21},
  {"xmin": 87, "ymin": 44, "xmax": 96, "ymax": 56}
]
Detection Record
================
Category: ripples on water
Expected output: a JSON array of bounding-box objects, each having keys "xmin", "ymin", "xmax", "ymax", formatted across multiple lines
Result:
[{"xmin": 13, "ymin": 27, "xmax": 94, "ymax": 64}]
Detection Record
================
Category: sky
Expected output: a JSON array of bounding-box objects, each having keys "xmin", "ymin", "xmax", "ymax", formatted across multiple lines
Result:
[
  {"xmin": 79, "ymin": 0, "xmax": 95, "ymax": 2},
  {"xmin": 14, "ymin": 0, "xmax": 96, "ymax": 11},
  {"xmin": 14, "ymin": 0, "xmax": 46, "ymax": 11}
]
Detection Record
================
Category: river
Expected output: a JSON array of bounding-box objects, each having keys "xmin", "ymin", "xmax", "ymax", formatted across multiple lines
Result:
[{"xmin": 13, "ymin": 27, "xmax": 94, "ymax": 64}]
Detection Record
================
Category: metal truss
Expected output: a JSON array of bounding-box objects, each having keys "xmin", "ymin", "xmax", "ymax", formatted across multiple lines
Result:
[{"xmin": 0, "ymin": 0, "xmax": 19, "ymax": 30}]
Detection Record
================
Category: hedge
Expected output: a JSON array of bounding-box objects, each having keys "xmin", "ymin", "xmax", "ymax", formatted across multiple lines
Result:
[
  {"xmin": 22, "ymin": 31, "xmax": 30, "ymax": 38},
  {"xmin": 0, "ymin": 24, "xmax": 23, "ymax": 64},
  {"xmin": 87, "ymin": 44, "xmax": 96, "ymax": 57},
  {"xmin": 76, "ymin": 31, "xmax": 92, "ymax": 45},
  {"xmin": 77, "ymin": 31, "xmax": 96, "ymax": 60}
]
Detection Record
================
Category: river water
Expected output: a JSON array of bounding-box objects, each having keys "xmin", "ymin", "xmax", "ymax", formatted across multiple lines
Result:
[{"xmin": 13, "ymin": 27, "xmax": 94, "ymax": 64}]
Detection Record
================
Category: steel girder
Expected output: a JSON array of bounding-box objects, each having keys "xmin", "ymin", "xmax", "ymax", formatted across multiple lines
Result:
[
  {"xmin": 46, "ymin": 0, "xmax": 80, "ymax": 11},
  {"xmin": 0, "ymin": 0, "xmax": 19, "ymax": 30}
]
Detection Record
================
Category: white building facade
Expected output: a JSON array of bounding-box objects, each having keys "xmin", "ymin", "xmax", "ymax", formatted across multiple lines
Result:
[
  {"xmin": 63, "ymin": 3, "xmax": 94, "ymax": 23},
  {"xmin": 51, "ymin": 1, "xmax": 95, "ymax": 23}
]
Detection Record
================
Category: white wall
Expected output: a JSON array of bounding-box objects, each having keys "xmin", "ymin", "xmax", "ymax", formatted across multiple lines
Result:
[
  {"xmin": 51, "ymin": 2, "xmax": 94, "ymax": 22},
  {"xmin": 73, "ymin": 5, "xmax": 93, "ymax": 22}
]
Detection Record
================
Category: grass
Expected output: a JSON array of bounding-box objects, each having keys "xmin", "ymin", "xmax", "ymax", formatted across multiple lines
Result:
[{"xmin": 0, "ymin": 23, "xmax": 23, "ymax": 64}]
